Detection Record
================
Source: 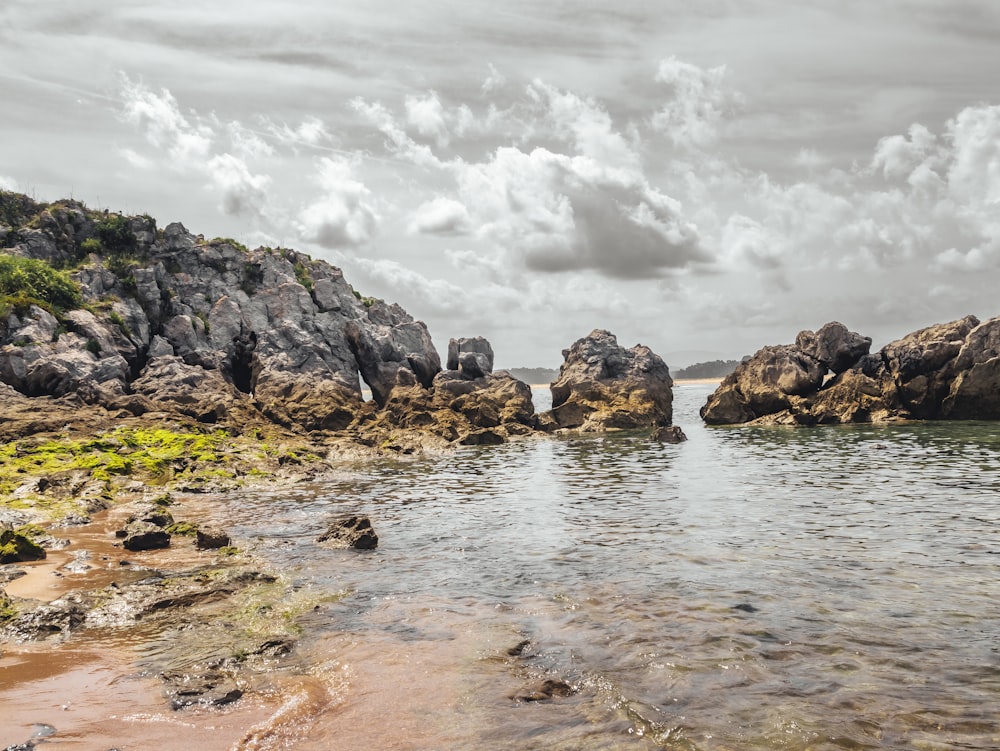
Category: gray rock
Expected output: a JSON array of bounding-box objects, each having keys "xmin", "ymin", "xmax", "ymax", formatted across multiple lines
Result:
[
  {"xmin": 795, "ymin": 322, "xmax": 871, "ymax": 374},
  {"xmin": 447, "ymin": 336, "xmax": 494, "ymax": 373}
]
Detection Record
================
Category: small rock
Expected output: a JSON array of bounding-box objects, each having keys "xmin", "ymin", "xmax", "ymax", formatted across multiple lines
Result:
[
  {"xmin": 651, "ymin": 425, "xmax": 688, "ymax": 443},
  {"xmin": 512, "ymin": 678, "xmax": 575, "ymax": 702},
  {"xmin": 195, "ymin": 526, "xmax": 231, "ymax": 550},
  {"xmin": 122, "ymin": 521, "xmax": 171, "ymax": 551},
  {"xmin": 317, "ymin": 515, "xmax": 378, "ymax": 550}
]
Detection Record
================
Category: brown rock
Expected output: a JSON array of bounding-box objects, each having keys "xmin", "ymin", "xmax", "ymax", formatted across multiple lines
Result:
[
  {"xmin": 543, "ymin": 330, "xmax": 673, "ymax": 431},
  {"xmin": 317, "ymin": 514, "xmax": 378, "ymax": 550}
]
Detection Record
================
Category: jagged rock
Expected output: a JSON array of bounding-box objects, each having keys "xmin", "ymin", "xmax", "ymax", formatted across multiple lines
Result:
[
  {"xmin": 129, "ymin": 506, "xmax": 174, "ymax": 528},
  {"xmin": 701, "ymin": 315, "xmax": 1000, "ymax": 425},
  {"xmin": 542, "ymin": 330, "xmax": 673, "ymax": 431},
  {"xmin": 253, "ymin": 370, "xmax": 360, "ymax": 432},
  {"xmin": 3, "ymin": 597, "xmax": 87, "ymax": 640},
  {"xmin": 346, "ymin": 306, "xmax": 441, "ymax": 406},
  {"xmin": 795, "ymin": 322, "xmax": 872, "ymax": 374},
  {"xmin": 447, "ymin": 336, "xmax": 495, "ymax": 375},
  {"xmin": 359, "ymin": 369, "xmax": 537, "ymax": 446},
  {"xmin": 122, "ymin": 521, "xmax": 171, "ymax": 551},
  {"xmin": 317, "ymin": 514, "xmax": 378, "ymax": 549},
  {"xmin": 130, "ymin": 356, "xmax": 245, "ymax": 424},
  {"xmin": 881, "ymin": 315, "xmax": 979, "ymax": 419},
  {"xmin": 511, "ymin": 678, "xmax": 575, "ymax": 702},
  {"xmin": 195, "ymin": 526, "xmax": 231, "ymax": 550}
]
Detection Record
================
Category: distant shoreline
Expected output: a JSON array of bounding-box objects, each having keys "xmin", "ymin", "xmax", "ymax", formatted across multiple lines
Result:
[{"xmin": 528, "ymin": 378, "xmax": 721, "ymax": 388}]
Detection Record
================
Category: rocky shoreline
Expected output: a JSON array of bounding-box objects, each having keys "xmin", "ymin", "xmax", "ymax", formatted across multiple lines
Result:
[
  {"xmin": 0, "ymin": 191, "xmax": 682, "ymax": 731},
  {"xmin": 6, "ymin": 189, "xmax": 1000, "ymax": 732}
]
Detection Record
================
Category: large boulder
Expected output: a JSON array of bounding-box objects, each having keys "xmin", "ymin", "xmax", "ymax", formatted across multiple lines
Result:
[
  {"xmin": 447, "ymin": 337, "xmax": 495, "ymax": 377},
  {"xmin": 542, "ymin": 330, "xmax": 673, "ymax": 431},
  {"xmin": 880, "ymin": 315, "xmax": 979, "ymax": 419},
  {"xmin": 795, "ymin": 322, "xmax": 872, "ymax": 374},
  {"xmin": 346, "ymin": 303, "xmax": 441, "ymax": 406}
]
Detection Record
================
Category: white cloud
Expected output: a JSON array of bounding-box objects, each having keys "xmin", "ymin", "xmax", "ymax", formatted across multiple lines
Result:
[
  {"xmin": 652, "ymin": 56, "xmax": 742, "ymax": 149},
  {"xmin": 228, "ymin": 122, "xmax": 275, "ymax": 160},
  {"xmin": 408, "ymin": 197, "xmax": 470, "ymax": 235},
  {"xmin": 528, "ymin": 80, "xmax": 640, "ymax": 169},
  {"xmin": 296, "ymin": 156, "xmax": 379, "ymax": 249},
  {"xmin": 267, "ymin": 116, "xmax": 330, "ymax": 149},
  {"xmin": 0, "ymin": 175, "xmax": 19, "ymax": 191},
  {"xmin": 351, "ymin": 258, "xmax": 469, "ymax": 314},
  {"xmin": 119, "ymin": 75, "xmax": 213, "ymax": 163},
  {"xmin": 119, "ymin": 148, "xmax": 153, "ymax": 170},
  {"xmin": 206, "ymin": 153, "xmax": 272, "ymax": 218},
  {"xmin": 481, "ymin": 64, "xmax": 506, "ymax": 94},
  {"xmin": 870, "ymin": 123, "xmax": 937, "ymax": 180},
  {"xmin": 454, "ymin": 145, "xmax": 707, "ymax": 278}
]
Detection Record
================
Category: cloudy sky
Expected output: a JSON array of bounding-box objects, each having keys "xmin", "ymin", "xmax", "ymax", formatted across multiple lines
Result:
[{"xmin": 2, "ymin": 1, "xmax": 1000, "ymax": 367}]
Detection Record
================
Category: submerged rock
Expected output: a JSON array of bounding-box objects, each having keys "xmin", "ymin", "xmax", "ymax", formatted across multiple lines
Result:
[
  {"xmin": 162, "ymin": 669, "xmax": 244, "ymax": 710},
  {"xmin": 317, "ymin": 514, "xmax": 378, "ymax": 550},
  {"xmin": 541, "ymin": 330, "xmax": 673, "ymax": 432}
]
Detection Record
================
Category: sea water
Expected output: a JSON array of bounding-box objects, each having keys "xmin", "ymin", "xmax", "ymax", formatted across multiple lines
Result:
[
  {"xmin": 212, "ymin": 383, "xmax": 1000, "ymax": 749},
  {"xmin": 2, "ymin": 383, "xmax": 997, "ymax": 750}
]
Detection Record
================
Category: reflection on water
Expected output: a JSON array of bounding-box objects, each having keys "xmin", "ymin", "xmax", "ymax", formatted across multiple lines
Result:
[
  {"xmin": 212, "ymin": 384, "xmax": 1000, "ymax": 749},
  {"xmin": 4, "ymin": 384, "xmax": 1000, "ymax": 749}
]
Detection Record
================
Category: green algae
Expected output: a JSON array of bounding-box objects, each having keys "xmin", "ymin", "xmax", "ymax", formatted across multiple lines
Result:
[{"xmin": 0, "ymin": 527, "xmax": 46, "ymax": 563}]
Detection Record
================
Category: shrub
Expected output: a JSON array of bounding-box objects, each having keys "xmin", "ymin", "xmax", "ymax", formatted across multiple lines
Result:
[{"xmin": 0, "ymin": 253, "xmax": 82, "ymax": 318}]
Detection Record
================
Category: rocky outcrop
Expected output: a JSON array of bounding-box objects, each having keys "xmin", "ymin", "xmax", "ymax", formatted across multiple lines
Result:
[
  {"xmin": 0, "ymin": 196, "xmax": 440, "ymax": 436},
  {"xmin": 540, "ymin": 330, "xmax": 673, "ymax": 431},
  {"xmin": 701, "ymin": 316, "xmax": 1000, "ymax": 425}
]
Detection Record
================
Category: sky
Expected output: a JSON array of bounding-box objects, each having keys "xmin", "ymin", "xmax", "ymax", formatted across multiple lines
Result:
[{"xmin": 2, "ymin": 1, "xmax": 1000, "ymax": 368}]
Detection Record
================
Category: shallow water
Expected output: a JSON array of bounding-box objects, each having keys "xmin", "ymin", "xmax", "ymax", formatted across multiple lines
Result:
[{"xmin": 4, "ymin": 383, "xmax": 1000, "ymax": 749}]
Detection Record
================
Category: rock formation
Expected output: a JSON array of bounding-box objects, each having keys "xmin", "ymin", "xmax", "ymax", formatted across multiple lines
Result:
[
  {"xmin": 0, "ymin": 193, "xmax": 681, "ymax": 447},
  {"xmin": 701, "ymin": 316, "xmax": 1000, "ymax": 425},
  {"xmin": 540, "ymin": 329, "xmax": 674, "ymax": 431},
  {"xmin": 0, "ymin": 195, "xmax": 443, "ymax": 437}
]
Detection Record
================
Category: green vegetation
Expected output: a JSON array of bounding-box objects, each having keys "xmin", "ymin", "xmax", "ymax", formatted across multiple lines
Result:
[
  {"xmin": 80, "ymin": 237, "xmax": 102, "ymax": 256},
  {"xmin": 293, "ymin": 260, "xmax": 313, "ymax": 292},
  {"xmin": 0, "ymin": 526, "xmax": 46, "ymax": 563},
  {"xmin": 0, "ymin": 590, "xmax": 17, "ymax": 622},
  {"xmin": 96, "ymin": 214, "xmax": 137, "ymax": 256},
  {"xmin": 0, "ymin": 191, "xmax": 44, "ymax": 231},
  {"xmin": 0, "ymin": 427, "xmax": 234, "ymax": 503},
  {"xmin": 210, "ymin": 237, "xmax": 249, "ymax": 253},
  {"xmin": 108, "ymin": 310, "xmax": 132, "ymax": 337},
  {"xmin": 0, "ymin": 253, "xmax": 82, "ymax": 320},
  {"xmin": 166, "ymin": 521, "xmax": 199, "ymax": 536}
]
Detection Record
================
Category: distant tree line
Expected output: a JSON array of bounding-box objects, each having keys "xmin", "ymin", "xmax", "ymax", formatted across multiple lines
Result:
[
  {"xmin": 674, "ymin": 359, "xmax": 741, "ymax": 379},
  {"xmin": 507, "ymin": 367, "xmax": 559, "ymax": 384}
]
